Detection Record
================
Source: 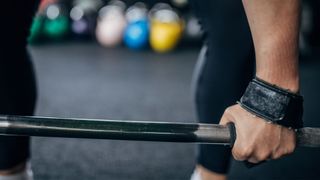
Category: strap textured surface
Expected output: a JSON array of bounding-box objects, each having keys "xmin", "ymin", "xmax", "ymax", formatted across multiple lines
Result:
[{"xmin": 239, "ymin": 77, "xmax": 303, "ymax": 129}]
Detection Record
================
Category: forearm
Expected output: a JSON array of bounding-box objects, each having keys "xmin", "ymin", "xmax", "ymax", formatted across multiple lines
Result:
[
  {"xmin": 220, "ymin": 1, "xmax": 302, "ymax": 164},
  {"xmin": 242, "ymin": 0, "xmax": 301, "ymax": 93}
]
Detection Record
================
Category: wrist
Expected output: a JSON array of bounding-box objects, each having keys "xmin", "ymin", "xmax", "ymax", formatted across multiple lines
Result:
[
  {"xmin": 239, "ymin": 77, "xmax": 304, "ymax": 129},
  {"xmin": 256, "ymin": 73, "xmax": 299, "ymax": 94}
]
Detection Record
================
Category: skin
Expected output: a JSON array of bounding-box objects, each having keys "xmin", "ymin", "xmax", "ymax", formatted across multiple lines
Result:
[
  {"xmin": 0, "ymin": 162, "xmax": 26, "ymax": 175},
  {"xmin": 196, "ymin": 165, "xmax": 227, "ymax": 180},
  {"xmin": 198, "ymin": 0, "xmax": 301, "ymax": 179},
  {"xmin": 0, "ymin": 0, "xmax": 301, "ymax": 178}
]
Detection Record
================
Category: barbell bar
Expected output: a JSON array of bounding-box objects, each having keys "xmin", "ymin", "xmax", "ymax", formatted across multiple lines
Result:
[{"xmin": 0, "ymin": 115, "xmax": 319, "ymax": 147}]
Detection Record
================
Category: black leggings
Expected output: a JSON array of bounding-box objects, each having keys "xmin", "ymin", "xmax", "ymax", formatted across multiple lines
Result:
[
  {"xmin": 0, "ymin": 1, "xmax": 39, "ymax": 169},
  {"xmin": 190, "ymin": 0, "xmax": 255, "ymax": 174}
]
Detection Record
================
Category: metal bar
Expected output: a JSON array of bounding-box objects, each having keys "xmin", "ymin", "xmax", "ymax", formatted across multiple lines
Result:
[
  {"xmin": 0, "ymin": 115, "xmax": 231, "ymax": 144},
  {"xmin": 0, "ymin": 115, "xmax": 319, "ymax": 147}
]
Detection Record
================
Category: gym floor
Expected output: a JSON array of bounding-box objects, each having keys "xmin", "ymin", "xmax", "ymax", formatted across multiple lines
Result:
[{"xmin": 29, "ymin": 43, "xmax": 320, "ymax": 180}]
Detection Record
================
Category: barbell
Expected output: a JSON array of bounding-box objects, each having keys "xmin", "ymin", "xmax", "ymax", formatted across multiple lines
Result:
[{"xmin": 0, "ymin": 115, "xmax": 319, "ymax": 147}]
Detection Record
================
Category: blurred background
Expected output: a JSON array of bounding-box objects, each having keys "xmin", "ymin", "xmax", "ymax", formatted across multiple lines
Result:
[
  {"xmin": 28, "ymin": 0, "xmax": 320, "ymax": 179},
  {"xmin": 28, "ymin": 0, "xmax": 203, "ymax": 51}
]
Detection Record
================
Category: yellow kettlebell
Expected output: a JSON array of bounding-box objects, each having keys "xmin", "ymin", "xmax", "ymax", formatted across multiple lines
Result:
[{"xmin": 149, "ymin": 8, "xmax": 183, "ymax": 53}]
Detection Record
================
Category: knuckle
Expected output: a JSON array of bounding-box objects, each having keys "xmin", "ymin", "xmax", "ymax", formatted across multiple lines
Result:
[
  {"xmin": 289, "ymin": 141, "xmax": 296, "ymax": 152},
  {"xmin": 287, "ymin": 143, "xmax": 295, "ymax": 154},
  {"xmin": 232, "ymin": 147, "xmax": 251, "ymax": 161},
  {"xmin": 271, "ymin": 147, "xmax": 281, "ymax": 159},
  {"xmin": 247, "ymin": 156, "xmax": 259, "ymax": 163},
  {"xmin": 232, "ymin": 150, "xmax": 241, "ymax": 160},
  {"xmin": 271, "ymin": 146, "xmax": 291, "ymax": 159},
  {"xmin": 256, "ymin": 151, "xmax": 270, "ymax": 161},
  {"xmin": 271, "ymin": 152, "xmax": 281, "ymax": 160},
  {"xmin": 280, "ymin": 142, "xmax": 296, "ymax": 156},
  {"xmin": 238, "ymin": 148, "xmax": 253, "ymax": 159},
  {"xmin": 286, "ymin": 146, "xmax": 295, "ymax": 155}
]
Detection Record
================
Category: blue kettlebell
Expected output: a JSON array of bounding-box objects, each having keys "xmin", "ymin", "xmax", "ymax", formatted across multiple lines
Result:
[{"xmin": 123, "ymin": 19, "xmax": 149, "ymax": 50}]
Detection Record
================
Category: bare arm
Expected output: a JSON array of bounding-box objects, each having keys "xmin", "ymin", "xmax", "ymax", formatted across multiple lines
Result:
[
  {"xmin": 220, "ymin": 0, "xmax": 301, "ymax": 163},
  {"xmin": 243, "ymin": 0, "xmax": 300, "ymax": 92}
]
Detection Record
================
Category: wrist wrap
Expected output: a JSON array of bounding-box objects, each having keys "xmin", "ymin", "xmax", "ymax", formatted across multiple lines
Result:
[{"xmin": 238, "ymin": 77, "xmax": 303, "ymax": 129}]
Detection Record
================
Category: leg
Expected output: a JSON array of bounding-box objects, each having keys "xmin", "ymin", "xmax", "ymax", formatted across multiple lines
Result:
[
  {"xmin": 190, "ymin": 0, "xmax": 255, "ymax": 178},
  {"xmin": 0, "ymin": 0, "xmax": 39, "ymax": 175},
  {"xmin": 0, "ymin": 50, "xmax": 37, "ymax": 175}
]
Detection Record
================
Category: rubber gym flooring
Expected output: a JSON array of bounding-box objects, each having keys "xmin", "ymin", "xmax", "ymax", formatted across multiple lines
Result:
[{"xmin": 29, "ymin": 43, "xmax": 320, "ymax": 180}]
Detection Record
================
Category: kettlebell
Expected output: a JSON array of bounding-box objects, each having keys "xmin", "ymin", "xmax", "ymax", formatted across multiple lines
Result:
[
  {"xmin": 123, "ymin": 2, "xmax": 149, "ymax": 50},
  {"xmin": 149, "ymin": 4, "xmax": 183, "ymax": 53},
  {"xmin": 96, "ymin": 0, "xmax": 127, "ymax": 47}
]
